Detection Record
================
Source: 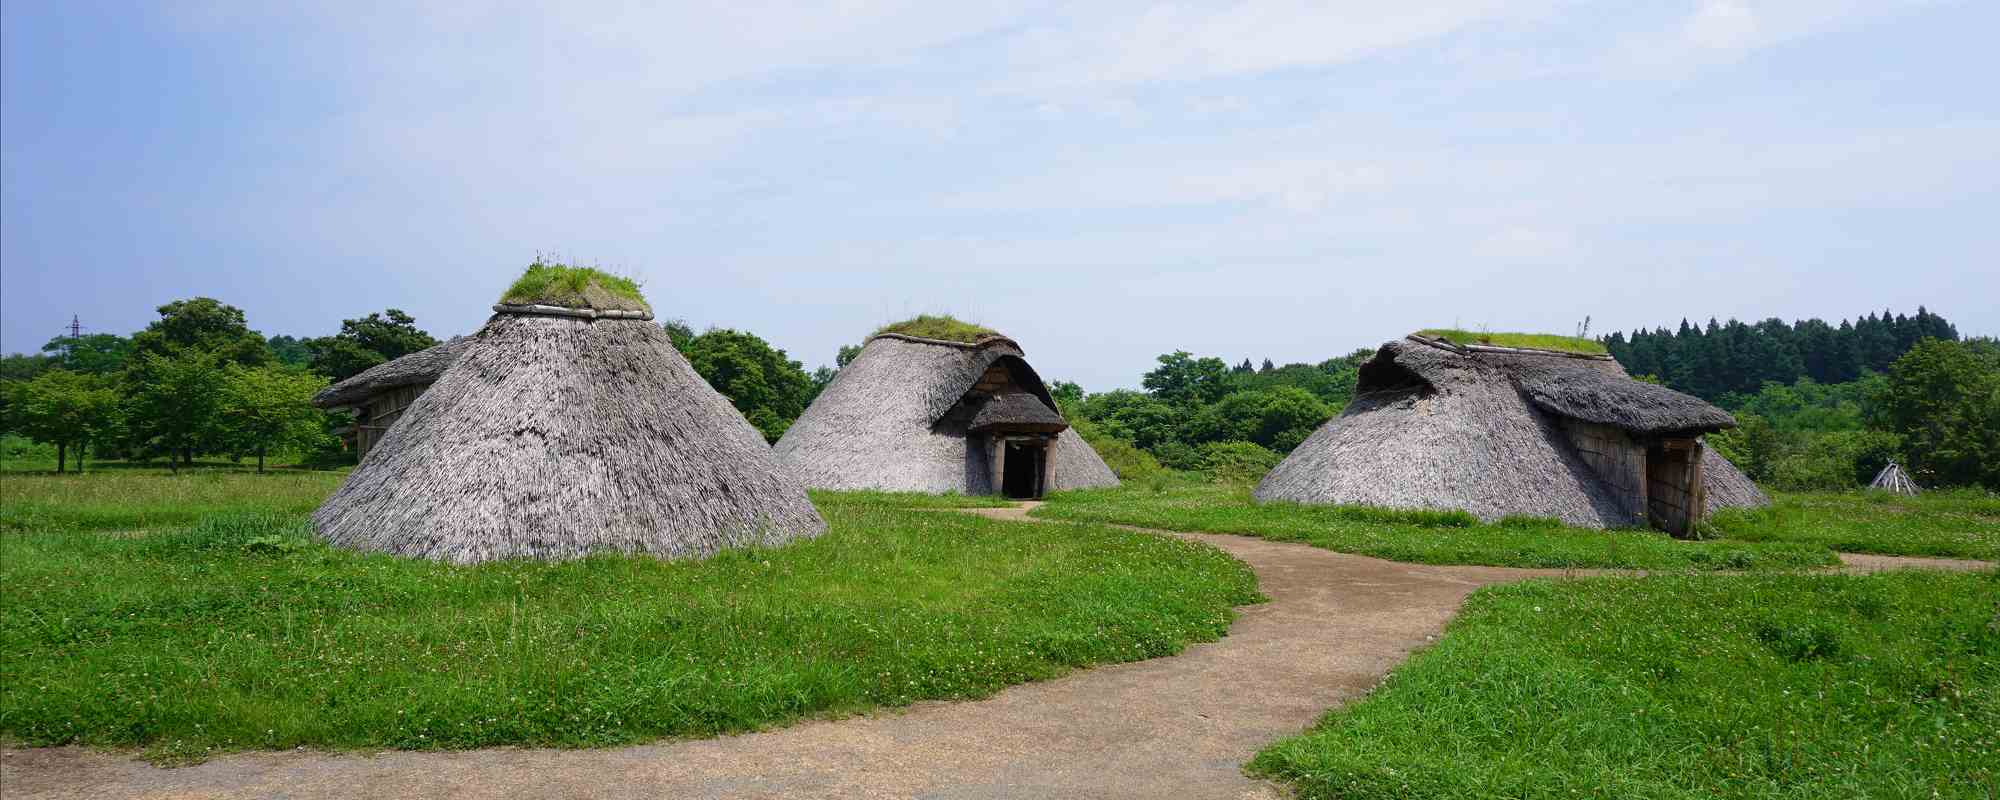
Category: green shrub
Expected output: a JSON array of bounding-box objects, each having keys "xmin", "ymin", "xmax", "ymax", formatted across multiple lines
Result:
[
  {"xmin": 1200, "ymin": 441, "xmax": 1284, "ymax": 484},
  {"xmin": 500, "ymin": 261, "xmax": 647, "ymax": 310},
  {"xmin": 871, "ymin": 315, "xmax": 997, "ymax": 343},
  {"xmin": 1069, "ymin": 417, "xmax": 1163, "ymax": 481}
]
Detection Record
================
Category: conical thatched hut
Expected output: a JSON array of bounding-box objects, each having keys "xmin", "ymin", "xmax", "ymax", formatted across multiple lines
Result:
[
  {"xmin": 774, "ymin": 317, "xmax": 1118, "ymax": 498},
  {"xmin": 1256, "ymin": 333, "xmax": 1768, "ymax": 536},
  {"xmin": 313, "ymin": 264, "xmax": 826, "ymax": 563}
]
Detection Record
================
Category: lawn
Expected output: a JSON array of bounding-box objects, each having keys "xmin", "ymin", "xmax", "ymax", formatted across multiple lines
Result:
[
  {"xmin": 1250, "ymin": 570, "xmax": 2000, "ymax": 799},
  {"xmin": 1033, "ymin": 484, "xmax": 1838, "ymax": 571},
  {"xmin": 0, "ymin": 474, "xmax": 1258, "ymax": 762},
  {"xmin": 1708, "ymin": 489, "xmax": 2000, "ymax": 561},
  {"xmin": 0, "ymin": 468, "xmax": 346, "ymax": 532}
]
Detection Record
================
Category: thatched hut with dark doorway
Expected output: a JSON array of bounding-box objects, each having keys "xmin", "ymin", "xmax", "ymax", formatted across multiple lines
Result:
[
  {"xmin": 312, "ymin": 337, "xmax": 473, "ymax": 460},
  {"xmin": 1255, "ymin": 332, "xmax": 1767, "ymax": 536},
  {"xmin": 774, "ymin": 316, "xmax": 1118, "ymax": 499},
  {"xmin": 312, "ymin": 263, "xmax": 826, "ymax": 563}
]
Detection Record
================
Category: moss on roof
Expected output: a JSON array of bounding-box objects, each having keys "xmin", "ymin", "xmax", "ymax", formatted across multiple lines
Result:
[
  {"xmin": 1416, "ymin": 328, "xmax": 1607, "ymax": 356},
  {"xmin": 500, "ymin": 262, "xmax": 649, "ymax": 312},
  {"xmin": 872, "ymin": 315, "xmax": 1000, "ymax": 343}
]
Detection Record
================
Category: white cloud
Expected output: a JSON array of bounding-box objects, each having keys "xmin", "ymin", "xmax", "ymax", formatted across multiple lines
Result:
[
  {"xmin": 1609, "ymin": 0, "xmax": 1940, "ymax": 76},
  {"xmin": 995, "ymin": 1, "xmax": 1527, "ymax": 92},
  {"xmin": 1683, "ymin": 0, "xmax": 1759, "ymax": 50}
]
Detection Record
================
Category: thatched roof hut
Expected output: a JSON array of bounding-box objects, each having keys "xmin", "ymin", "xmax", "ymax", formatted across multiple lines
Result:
[
  {"xmin": 312, "ymin": 266, "xmax": 826, "ymax": 563},
  {"xmin": 1255, "ymin": 334, "xmax": 1768, "ymax": 536},
  {"xmin": 774, "ymin": 320, "xmax": 1118, "ymax": 498},
  {"xmin": 312, "ymin": 337, "xmax": 474, "ymax": 459}
]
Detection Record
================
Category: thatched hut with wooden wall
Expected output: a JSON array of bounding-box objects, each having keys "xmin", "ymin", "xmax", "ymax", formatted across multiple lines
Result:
[
  {"xmin": 312, "ymin": 337, "xmax": 473, "ymax": 460},
  {"xmin": 1255, "ymin": 333, "xmax": 1767, "ymax": 536},
  {"xmin": 774, "ymin": 317, "xmax": 1118, "ymax": 498},
  {"xmin": 312, "ymin": 264, "xmax": 826, "ymax": 563}
]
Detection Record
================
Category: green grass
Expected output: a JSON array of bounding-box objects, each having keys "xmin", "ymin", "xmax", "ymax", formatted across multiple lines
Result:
[
  {"xmin": 1034, "ymin": 485, "xmax": 1836, "ymax": 571},
  {"xmin": 0, "ymin": 470, "xmax": 346, "ymax": 533},
  {"xmin": 873, "ymin": 314, "xmax": 999, "ymax": 343},
  {"xmin": 808, "ymin": 489, "xmax": 1016, "ymax": 509},
  {"xmin": 0, "ymin": 484, "xmax": 1258, "ymax": 763},
  {"xmin": 1709, "ymin": 489, "xmax": 2000, "ymax": 561},
  {"xmin": 500, "ymin": 261, "xmax": 647, "ymax": 310},
  {"xmin": 1250, "ymin": 570, "xmax": 2000, "ymax": 799},
  {"xmin": 1416, "ymin": 328, "xmax": 1608, "ymax": 355}
]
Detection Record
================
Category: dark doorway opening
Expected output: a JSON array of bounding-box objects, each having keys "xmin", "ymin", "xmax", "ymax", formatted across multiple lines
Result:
[
  {"xmin": 1645, "ymin": 440, "xmax": 1701, "ymax": 537},
  {"xmin": 1003, "ymin": 442, "xmax": 1044, "ymax": 499}
]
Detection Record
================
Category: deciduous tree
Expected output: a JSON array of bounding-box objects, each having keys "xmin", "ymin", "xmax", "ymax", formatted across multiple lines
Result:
[
  {"xmin": 221, "ymin": 364, "xmax": 332, "ymax": 472},
  {"xmin": 2, "ymin": 369, "xmax": 121, "ymax": 472}
]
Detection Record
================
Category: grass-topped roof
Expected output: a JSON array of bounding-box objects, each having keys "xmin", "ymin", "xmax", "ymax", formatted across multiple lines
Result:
[
  {"xmin": 1415, "ymin": 328, "xmax": 1607, "ymax": 356},
  {"xmin": 872, "ymin": 314, "xmax": 1001, "ymax": 344},
  {"xmin": 500, "ymin": 262, "xmax": 649, "ymax": 313}
]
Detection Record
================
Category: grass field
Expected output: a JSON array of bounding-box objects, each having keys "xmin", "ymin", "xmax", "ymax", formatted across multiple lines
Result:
[
  {"xmin": 1708, "ymin": 489, "xmax": 2000, "ymax": 561},
  {"xmin": 0, "ymin": 473, "xmax": 1257, "ymax": 762},
  {"xmin": 0, "ymin": 468, "xmax": 345, "ymax": 532},
  {"xmin": 1249, "ymin": 570, "xmax": 2000, "ymax": 799},
  {"xmin": 1033, "ymin": 485, "xmax": 1839, "ymax": 571}
]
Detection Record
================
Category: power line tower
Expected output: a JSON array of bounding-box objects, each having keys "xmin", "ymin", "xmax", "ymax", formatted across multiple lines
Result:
[{"xmin": 56, "ymin": 315, "xmax": 85, "ymax": 359}]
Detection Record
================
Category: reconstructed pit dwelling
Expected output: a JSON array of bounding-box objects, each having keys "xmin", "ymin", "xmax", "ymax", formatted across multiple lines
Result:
[
  {"xmin": 311, "ymin": 265, "xmax": 826, "ymax": 563},
  {"xmin": 1257, "ymin": 333, "xmax": 1768, "ymax": 535},
  {"xmin": 314, "ymin": 337, "xmax": 473, "ymax": 461},
  {"xmin": 774, "ymin": 320, "xmax": 1118, "ymax": 499}
]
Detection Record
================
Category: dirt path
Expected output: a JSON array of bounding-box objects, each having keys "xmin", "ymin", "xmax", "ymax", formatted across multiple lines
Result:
[{"xmin": 5, "ymin": 506, "xmax": 1988, "ymax": 800}]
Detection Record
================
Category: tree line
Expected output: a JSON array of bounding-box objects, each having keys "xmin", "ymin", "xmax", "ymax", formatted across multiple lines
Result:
[
  {"xmin": 1604, "ymin": 307, "xmax": 1958, "ymax": 400},
  {"xmin": 5, "ymin": 297, "xmax": 1992, "ymax": 492},
  {"xmin": 0, "ymin": 299, "xmax": 842, "ymax": 472}
]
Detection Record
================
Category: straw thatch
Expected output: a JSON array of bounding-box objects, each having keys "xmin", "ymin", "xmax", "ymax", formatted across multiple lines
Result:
[
  {"xmin": 1869, "ymin": 460, "xmax": 1921, "ymax": 496},
  {"xmin": 774, "ymin": 332, "xmax": 1118, "ymax": 494},
  {"xmin": 971, "ymin": 392, "xmax": 1069, "ymax": 433},
  {"xmin": 312, "ymin": 337, "xmax": 474, "ymax": 410},
  {"xmin": 1485, "ymin": 352, "xmax": 1738, "ymax": 436},
  {"xmin": 313, "ymin": 311, "xmax": 825, "ymax": 563},
  {"xmin": 1255, "ymin": 337, "xmax": 1767, "ymax": 528}
]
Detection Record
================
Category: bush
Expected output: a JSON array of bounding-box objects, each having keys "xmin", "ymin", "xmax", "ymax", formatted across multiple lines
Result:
[
  {"xmin": 1088, "ymin": 435, "xmax": 1163, "ymax": 481},
  {"xmin": 1, "ymin": 434, "xmax": 57, "ymax": 465},
  {"xmin": 1765, "ymin": 430, "xmax": 1903, "ymax": 491},
  {"xmin": 1150, "ymin": 441, "xmax": 1205, "ymax": 471},
  {"xmin": 1199, "ymin": 441, "xmax": 1283, "ymax": 484}
]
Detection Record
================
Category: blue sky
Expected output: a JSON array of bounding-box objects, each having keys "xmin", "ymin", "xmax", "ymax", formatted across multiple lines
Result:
[{"xmin": 4, "ymin": 1, "xmax": 1994, "ymax": 390}]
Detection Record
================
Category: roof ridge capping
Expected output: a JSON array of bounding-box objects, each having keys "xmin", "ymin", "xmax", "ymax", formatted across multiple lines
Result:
[
  {"xmin": 1405, "ymin": 332, "xmax": 1614, "ymax": 361},
  {"xmin": 868, "ymin": 331, "xmax": 1024, "ymax": 352},
  {"xmin": 491, "ymin": 303, "xmax": 655, "ymax": 321}
]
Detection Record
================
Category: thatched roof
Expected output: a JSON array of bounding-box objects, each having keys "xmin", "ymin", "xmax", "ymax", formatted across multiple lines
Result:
[
  {"xmin": 1485, "ymin": 352, "xmax": 1736, "ymax": 435},
  {"xmin": 774, "ymin": 334, "xmax": 1117, "ymax": 493},
  {"xmin": 1702, "ymin": 446, "xmax": 1770, "ymax": 512},
  {"xmin": 1254, "ymin": 338, "xmax": 1767, "ymax": 527},
  {"xmin": 970, "ymin": 392, "xmax": 1069, "ymax": 433},
  {"xmin": 312, "ymin": 337, "xmax": 474, "ymax": 409},
  {"xmin": 313, "ymin": 311, "xmax": 825, "ymax": 563}
]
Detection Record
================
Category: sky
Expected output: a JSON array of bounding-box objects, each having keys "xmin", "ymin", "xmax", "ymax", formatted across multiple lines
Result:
[{"xmin": 3, "ymin": 1, "xmax": 1995, "ymax": 390}]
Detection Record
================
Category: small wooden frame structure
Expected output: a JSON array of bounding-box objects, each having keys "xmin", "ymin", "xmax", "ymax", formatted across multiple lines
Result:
[{"xmin": 1869, "ymin": 460, "xmax": 1921, "ymax": 496}]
